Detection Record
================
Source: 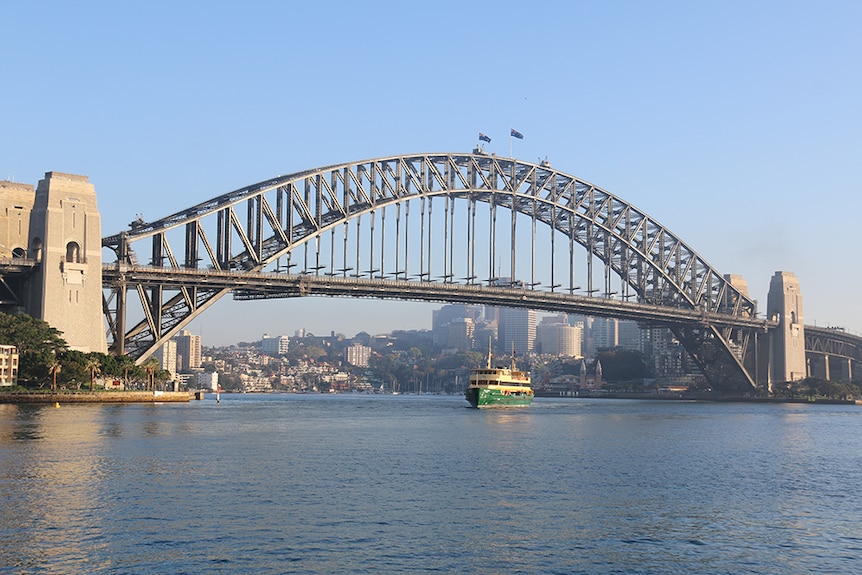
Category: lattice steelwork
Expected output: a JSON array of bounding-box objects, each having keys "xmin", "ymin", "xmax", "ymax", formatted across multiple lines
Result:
[
  {"xmin": 805, "ymin": 326, "xmax": 862, "ymax": 363},
  {"xmin": 803, "ymin": 326, "xmax": 862, "ymax": 381},
  {"xmin": 102, "ymin": 153, "xmax": 768, "ymax": 390}
]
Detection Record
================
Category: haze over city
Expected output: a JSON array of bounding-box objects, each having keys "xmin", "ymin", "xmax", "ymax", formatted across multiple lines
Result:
[{"xmin": 3, "ymin": 1, "xmax": 860, "ymax": 346}]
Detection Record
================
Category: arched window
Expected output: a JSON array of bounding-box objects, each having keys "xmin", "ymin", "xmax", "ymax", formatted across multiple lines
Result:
[
  {"xmin": 66, "ymin": 241, "xmax": 81, "ymax": 263},
  {"xmin": 11, "ymin": 247, "xmax": 26, "ymax": 259}
]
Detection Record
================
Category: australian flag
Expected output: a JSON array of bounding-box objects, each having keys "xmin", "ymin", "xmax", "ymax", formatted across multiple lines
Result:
[
  {"xmin": 511, "ymin": 128, "xmax": 524, "ymax": 139},
  {"xmin": 479, "ymin": 132, "xmax": 491, "ymax": 143}
]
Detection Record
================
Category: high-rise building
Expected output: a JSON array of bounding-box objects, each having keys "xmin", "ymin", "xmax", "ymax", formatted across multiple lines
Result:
[
  {"xmin": 175, "ymin": 329, "xmax": 202, "ymax": 372},
  {"xmin": 432, "ymin": 304, "xmax": 479, "ymax": 347},
  {"xmin": 446, "ymin": 317, "xmax": 475, "ymax": 351},
  {"xmin": 154, "ymin": 339, "xmax": 178, "ymax": 381},
  {"xmin": 345, "ymin": 344, "xmax": 371, "ymax": 367},
  {"xmin": 261, "ymin": 334, "xmax": 290, "ymax": 356},
  {"xmin": 195, "ymin": 371, "xmax": 219, "ymax": 391},
  {"xmin": 473, "ymin": 322, "xmax": 497, "ymax": 352},
  {"xmin": 498, "ymin": 308, "xmax": 536, "ymax": 354},
  {"xmin": 591, "ymin": 317, "xmax": 619, "ymax": 351},
  {"xmin": 618, "ymin": 320, "xmax": 641, "ymax": 351},
  {"xmin": 641, "ymin": 327, "xmax": 689, "ymax": 377},
  {"xmin": 537, "ymin": 316, "xmax": 582, "ymax": 357}
]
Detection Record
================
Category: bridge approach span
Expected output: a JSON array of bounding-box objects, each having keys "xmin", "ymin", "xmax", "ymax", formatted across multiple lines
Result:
[
  {"xmin": 805, "ymin": 326, "xmax": 862, "ymax": 380},
  {"xmin": 102, "ymin": 152, "xmax": 763, "ymax": 391}
]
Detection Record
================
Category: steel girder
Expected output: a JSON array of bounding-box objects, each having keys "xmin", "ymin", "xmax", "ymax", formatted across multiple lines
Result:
[
  {"xmin": 805, "ymin": 326, "xmax": 862, "ymax": 362},
  {"xmin": 102, "ymin": 153, "xmax": 764, "ymax": 389}
]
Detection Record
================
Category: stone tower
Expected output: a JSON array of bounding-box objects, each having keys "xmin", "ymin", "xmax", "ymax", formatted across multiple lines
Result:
[
  {"xmin": 28, "ymin": 172, "xmax": 106, "ymax": 353},
  {"xmin": 0, "ymin": 181, "xmax": 37, "ymax": 314},
  {"xmin": 0, "ymin": 181, "xmax": 36, "ymax": 259},
  {"xmin": 766, "ymin": 271, "xmax": 805, "ymax": 387}
]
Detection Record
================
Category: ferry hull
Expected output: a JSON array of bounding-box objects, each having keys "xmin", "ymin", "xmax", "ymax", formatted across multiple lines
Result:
[{"xmin": 465, "ymin": 387, "xmax": 534, "ymax": 408}]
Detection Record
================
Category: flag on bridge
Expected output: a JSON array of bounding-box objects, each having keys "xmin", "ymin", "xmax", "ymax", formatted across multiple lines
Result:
[
  {"xmin": 479, "ymin": 132, "xmax": 491, "ymax": 143},
  {"xmin": 510, "ymin": 128, "xmax": 524, "ymax": 139}
]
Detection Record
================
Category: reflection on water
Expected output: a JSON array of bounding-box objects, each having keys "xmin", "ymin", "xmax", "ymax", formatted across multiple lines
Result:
[
  {"xmin": 1, "ymin": 396, "xmax": 861, "ymax": 574},
  {"xmin": 0, "ymin": 404, "xmax": 115, "ymax": 572}
]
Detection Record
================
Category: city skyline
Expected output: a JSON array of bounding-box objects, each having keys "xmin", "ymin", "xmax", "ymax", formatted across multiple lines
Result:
[{"xmin": 3, "ymin": 1, "xmax": 860, "ymax": 346}]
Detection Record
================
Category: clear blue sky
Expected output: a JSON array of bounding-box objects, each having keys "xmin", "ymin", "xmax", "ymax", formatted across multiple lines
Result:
[{"xmin": 3, "ymin": 1, "xmax": 860, "ymax": 346}]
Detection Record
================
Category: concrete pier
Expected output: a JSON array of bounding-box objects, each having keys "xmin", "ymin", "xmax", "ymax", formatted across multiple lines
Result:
[{"xmin": 0, "ymin": 391, "xmax": 192, "ymax": 404}]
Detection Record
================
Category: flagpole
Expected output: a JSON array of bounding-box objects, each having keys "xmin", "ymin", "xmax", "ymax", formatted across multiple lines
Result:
[{"xmin": 509, "ymin": 129, "xmax": 524, "ymax": 157}]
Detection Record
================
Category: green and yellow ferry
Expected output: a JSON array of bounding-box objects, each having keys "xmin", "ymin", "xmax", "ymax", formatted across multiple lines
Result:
[{"xmin": 465, "ymin": 354, "xmax": 534, "ymax": 408}]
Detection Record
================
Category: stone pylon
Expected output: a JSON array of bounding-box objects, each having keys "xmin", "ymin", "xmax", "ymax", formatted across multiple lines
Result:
[
  {"xmin": 766, "ymin": 271, "xmax": 805, "ymax": 390},
  {"xmin": 27, "ymin": 172, "xmax": 107, "ymax": 353}
]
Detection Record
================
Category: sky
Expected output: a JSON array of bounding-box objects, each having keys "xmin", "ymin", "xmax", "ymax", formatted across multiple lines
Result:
[{"xmin": 2, "ymin": 1, "xmax": 861, "ymax": 346}]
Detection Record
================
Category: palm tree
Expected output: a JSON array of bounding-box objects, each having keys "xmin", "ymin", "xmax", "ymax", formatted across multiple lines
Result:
[
  {"xmin": 143, "ymin": 358, "xmax": 159, "ymax": 391},
  {"xmin": 114, "ymin": 354, "xmax": 136, "ymax": 390},
  {"xmin": 85, "ymin": 357, "xmax": 101, "ymax": 392},
  {"xmin": 49, "ymin": 359, "xmax": 61, "ymax": 392}
]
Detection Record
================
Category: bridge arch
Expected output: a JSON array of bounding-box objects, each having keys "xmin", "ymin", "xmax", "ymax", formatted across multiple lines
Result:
[{"xmin": 102, "ymin": 153, "xmax": 763, "ymax": 391}]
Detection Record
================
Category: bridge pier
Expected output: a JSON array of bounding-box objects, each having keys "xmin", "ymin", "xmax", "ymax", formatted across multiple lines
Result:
[
  {"xmin": 0, "ymin": 173, "xmax": 106, "ymax": 353},
  {"xmin": 818, "ymin": 355, "xmax": 854, "ymax": 382},
  {"xmin": 766, "ymin": 271, "xmax": 806, "ymax": 390}
]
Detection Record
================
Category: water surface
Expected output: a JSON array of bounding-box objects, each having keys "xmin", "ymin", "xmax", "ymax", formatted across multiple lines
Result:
[{"xmin": 1, "ymin": 395, "xmax": 860, "ymax": 574}]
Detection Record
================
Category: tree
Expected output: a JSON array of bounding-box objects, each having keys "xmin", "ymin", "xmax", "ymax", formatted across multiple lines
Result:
[
  {"xmin": 48, "ymin": 358, "xmax": 61, "ymax": 392},
  {"xmin": 154, "ymin": 369, "xmax": 171, "ymax": 391},
  {"xmin": 0, "ymin": 313, "xmax": 68, "ymax": 386},
  {"xmin": 115, "ymin": 355, "xmax": 138, "ymax": 389},
  {"xmin": 57, "ymin": 350, "xmax": 89, "ymax": 389},
  {"xmin": 596, "ymin": 348, "xmax": 652, "ymax": 382},
  {"xmin": 85, "ymin": 356, "xmax": 101, "ymax": 391},
  {"xmin": 100, "ymin": 353, "xmax": 136, "ymax": 381},
  {"xmin": 142, "ymin": 358, "xmax": 159, "ymax": 391}
]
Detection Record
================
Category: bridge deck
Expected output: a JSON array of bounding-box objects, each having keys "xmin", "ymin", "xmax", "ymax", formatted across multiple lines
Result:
[{"xmin": 102, "ymin": 264, "xmax": 774, "ymax": 330}]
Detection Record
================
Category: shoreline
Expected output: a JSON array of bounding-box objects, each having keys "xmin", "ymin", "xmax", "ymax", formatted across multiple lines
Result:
[
  {"xmin": 0, "ymin": 391, "xmax": 193, "ymax": 404},
  {"xmin": 535, "ymin": 391, "xmax": 860, "ymax": 404}
]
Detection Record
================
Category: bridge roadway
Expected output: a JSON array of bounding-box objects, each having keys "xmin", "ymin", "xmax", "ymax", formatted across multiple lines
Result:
[
  {"xmin": 3, "ymin": 257, "xmax": 855, "ymax": 380},
  {"xmin": 102, "ymin": 264, "xmax": 774, "ymax": 331}
]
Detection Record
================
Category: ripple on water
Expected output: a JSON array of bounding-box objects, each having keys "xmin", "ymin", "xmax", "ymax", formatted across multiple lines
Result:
[{"xmin": 1, "ymin": 396, "xmax": 861, "ymax": 574}]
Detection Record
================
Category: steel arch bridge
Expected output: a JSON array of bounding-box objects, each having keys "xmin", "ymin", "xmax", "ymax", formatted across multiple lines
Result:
[{"xmin": 102, "ymin": 152, "xmax": 771, "ymax": 391}]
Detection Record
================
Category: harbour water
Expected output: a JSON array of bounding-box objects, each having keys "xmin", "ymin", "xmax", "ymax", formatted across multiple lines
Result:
[{"xmin": 1, "ymin": 395, "xmax": 860, "ymax": 574}]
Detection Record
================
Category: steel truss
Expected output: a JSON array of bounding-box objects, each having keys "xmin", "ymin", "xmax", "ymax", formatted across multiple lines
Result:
[
  {"xmin": 103, "ymin": 153, "xmax": 769, "ymax": 391},
  {"xmin": 805, "ymin": 326, "xmax": 862, "ymax": 362}
]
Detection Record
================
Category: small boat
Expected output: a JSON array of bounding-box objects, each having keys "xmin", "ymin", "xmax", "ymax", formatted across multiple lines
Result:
[{"xmin": 465, "ymin": 350, "xmax": 534, "ymax": 408}]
